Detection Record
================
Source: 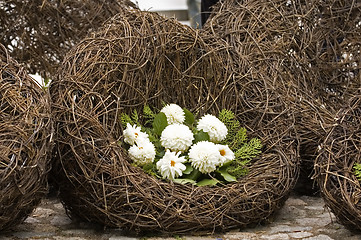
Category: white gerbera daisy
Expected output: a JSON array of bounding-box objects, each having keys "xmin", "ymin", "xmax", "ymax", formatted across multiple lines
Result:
[
  {"xmin": 156, "ymin": 150, "xmax": 186, "ymax": 180},
  {"xmin": 160, "ymin": 124, "xmax": 194, "ymax": 152},
  {"xmin": 216, "ymin": 144, "xmax": 235, "ymax": 165},
  {"xmin": 197, "ymin": 114, "xmax": 228, "ymax": 142},
  {"xmin": 188, "ymin": 141, "xmax": 221, "ymax": 174},
  {"xmin": 128, "ymin": 139, "xmax": 156, "ymax": 166},
  {"xmin": 161, "ymin": 103, "xmax": 185, "ymax": 124},
  {"xmin": 123, "ymin": 123, "xmax": 149, "ymax": 145}
]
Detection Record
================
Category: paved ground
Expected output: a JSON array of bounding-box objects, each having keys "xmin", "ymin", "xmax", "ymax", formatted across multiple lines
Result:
[{"xmin": 1, "ymin": 192, "xmax": 361, "ymax": 240}]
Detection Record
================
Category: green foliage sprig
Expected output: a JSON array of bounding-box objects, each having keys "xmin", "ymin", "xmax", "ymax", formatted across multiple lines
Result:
[
  {"xmin": 218, "ymin": 109, "xmax": 263, "ymax": 178},
  {"xmin": 354, "ymin": 163, "xmax": 361, "ymax": 182}
]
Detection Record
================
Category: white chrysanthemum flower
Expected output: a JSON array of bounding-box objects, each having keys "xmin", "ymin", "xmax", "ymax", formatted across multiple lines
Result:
[
  {"xmin": 188, "ymin": 141, "xmax": 221, "ymax": 174},
  {"xmin": 128, "ymin": 139, "xmax": 156, "ymax": 166},
  {"xmin": 156, "ymin": 150, "xmax": 186, "ymax": 180},
  {"xmin": 161, "ymin": 103, "xmax": 185, "ymax": 124},
  {"xmin": 197, "ymin": 114, "xmax": 228, "ymax": 142},
  {"xmin": 216, "ymin": 144, "xmax": 235, "ymax": 165},
  {"xmin": 160, "ymin": 124, "xmax": 194, "ymax": 152},
  {"xmin": 123, "ymin": 123, "xmax": 149, "ymax": 145}
]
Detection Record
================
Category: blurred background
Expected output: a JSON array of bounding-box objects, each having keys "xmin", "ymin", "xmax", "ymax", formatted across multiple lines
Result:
[
  {"xmin": 31, "ymin": 0, "xmax": 202, "ymax": 85},
  {"xmin": 130, "ymin": 0, "xmax": 201, "ymax": 28}
]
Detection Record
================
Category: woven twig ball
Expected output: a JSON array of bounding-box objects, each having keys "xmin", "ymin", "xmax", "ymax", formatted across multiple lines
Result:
[
  {"xmin": 315, "ymin": 96, "xmax": 361, "ymax": 230},
  {"xmin": 49, "ymin": 9, "xmax": 299, "ymax": 234},
  {"xmin": 292, "ymin": 0, "xmax": 361, "ymax": 192},
  {"xmin": 0, "ymin": 44, "xmax": 53, "ymax": 231},
  {"xmin": 303, "ymin": 0, "xmax": 361, "ymax": 106},
  {"xmin": 203, "ymin": 0, "xmax": 361, "ymax": 194},
  {"xmin": 202, "ymin": 0, "xmax": 321, "ymax": 192},
  {"xmin": 0, "ymin": 0, "xmax": 137, "ymax": 79},
  {"xmin": 292, "ymin": 0, "xmax": 361, "ymax": 193}
]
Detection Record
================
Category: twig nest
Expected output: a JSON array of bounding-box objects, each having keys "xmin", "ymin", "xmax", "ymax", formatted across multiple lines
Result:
[
  {"xmin": 0, "ymin": 44, "xmax": 53, "ymax": 231},
  {"xmin": 50, "ymin": 9, "xmax": 298, "ymax": 233},
  {"xmin": 315, "ymin": 96, "xmax": 361, "ymax": 230},
  {"xmin": 0, "ymin": 0, "xmax": 137, "ymax": 79}
]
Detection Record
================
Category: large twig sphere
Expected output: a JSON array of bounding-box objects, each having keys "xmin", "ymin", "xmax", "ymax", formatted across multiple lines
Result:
[
  {"xmin": 0, "ymin": 44, "xmax": 53, "ymax": 231},
  {"xmin": 49, "ymin": 9, "xmax": 299, "ymax": 234},
  {"xmin": 315, "ymin": 96, "xmax": 361, "ymax": 230},
  {"xmin": 203, "ymin": 0, "xmax": 361, "ymax": 194}
]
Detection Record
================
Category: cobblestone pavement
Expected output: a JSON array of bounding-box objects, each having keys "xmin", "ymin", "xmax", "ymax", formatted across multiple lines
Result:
[{"xmin": 1, "ymin": 192, "xmax": 361, "ymax": 240}]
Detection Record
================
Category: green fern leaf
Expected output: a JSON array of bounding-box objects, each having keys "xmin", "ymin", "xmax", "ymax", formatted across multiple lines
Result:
[
  {"xmin": 120, "ymin": 112, "xmax": 133, "ymax": 128},
  {"xmin": 354, "ymin": 163, "xmax": 361, "ymax": 181},
  {"xmin": 131, "ymin": 109, "xmax": 139, "ymax": 125}
]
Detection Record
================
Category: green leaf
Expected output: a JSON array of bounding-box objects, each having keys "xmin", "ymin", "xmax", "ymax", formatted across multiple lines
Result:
[
  {"xmin": 196, "ymin": 178, "xmax": 219, "ymax": 186},
  {"xmin": 183, "ymin": 108, "xmax": 195, "ymax": 125},
  {"xmin": 143, "ymin": 105, "xmax": 155, "ymax": 118},
  {"xmin": 131, "ymin": 109, "xmax": 139, "ymax": 124},
  {"xmin": 194, "ymin": 130, "xmax": 210, "ymax": 143},
  {"xmin": 153, "ymin": 112, "xmax": 168, "ymax": 135},
  {"xmin": 142, "ymin": 163, "xmax": 154, "ymax": 171},
  {"xmin": 217, "ymin": 167, "xmax": 237, "ymax": 182},
  {"xmin": 120, "ymin": 112, "xmax": 133, "ymax": 128},
  {"xmin": 354, "ymin": 163, "xmax": 361, "ymax": 181},
  {"xmin": 143, "ymin": 105, "xmax": 155, "ymax": 126},
  {"xmin": 173, "ymin": 178, "xmax": 196, "ymax": 185},
  {"xmin": 155, "ymin": 149, "xmax": 165, "ymax": 159},
  {"xmin": 44, "ymin": 77, "xmax": 50, "ymax": 86},
  {"xmin": 185, "ymin": 168, "xmax": 202, "ymax": 181},
  {"xmin": 183, "ymin": 164, "xmax": 193, "ymax": 175}
]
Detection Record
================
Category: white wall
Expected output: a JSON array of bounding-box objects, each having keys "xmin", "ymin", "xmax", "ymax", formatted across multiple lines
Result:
[{"xmin": 131, "ymin": 0, "xmax": 188, "ymax": 11}]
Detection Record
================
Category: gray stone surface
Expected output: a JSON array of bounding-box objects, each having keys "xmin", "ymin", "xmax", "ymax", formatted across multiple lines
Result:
[{"xmin": 1, "ymin": 192, "xmax": 361, "ymax": 240}]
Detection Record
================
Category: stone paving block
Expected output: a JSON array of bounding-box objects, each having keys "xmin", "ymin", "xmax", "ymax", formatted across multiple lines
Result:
[
  {"xmin": 268, "ymin": 225, "xmax": 313, "ymax": 234},
  {"xmin": 288, "ymin": 231, "xmax": 313, "ymax": 238},
  {"xmin": 260, "ymin": 233, "xmax": 290, "ymax": 240},
  {"xmin": 109, "ymin": 237, "xmax": 139, "ymax": 240},
  {"xmin": 304, "ymin": 235, "xmax": 334, "ymax": 240},
  {"xmin": 286, "ymin": 198, "xmax": 308, "ymax": 206},
  {"xmin": 295, "ymin": 217, "xmax": 332, "ymax": 227}
]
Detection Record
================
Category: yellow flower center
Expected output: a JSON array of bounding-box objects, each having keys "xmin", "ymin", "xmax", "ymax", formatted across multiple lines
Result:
[
  {"xmin": 220, "ymin": 149, "xmax": 226, "ymax": 156},
  {"xmin": 171, "ymin": 160, "xmax": 176, "ymax": 167}
]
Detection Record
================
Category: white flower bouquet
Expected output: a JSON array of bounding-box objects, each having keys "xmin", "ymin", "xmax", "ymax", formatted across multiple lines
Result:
[{"xmin": 120, "ymin": 104, "xmax": 262, "ymax": 186}]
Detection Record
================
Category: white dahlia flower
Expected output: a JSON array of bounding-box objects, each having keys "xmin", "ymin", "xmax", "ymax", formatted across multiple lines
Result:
[
  {"xmin": 160, "ymin": 124, "xmax": 194, "ymax": 152},
  {"xmin": 216, "ymin": 144, "xmax": 235, "ymax": 165},
  {"xmin": 156, "ymin": 150, "xmax": 186, "ymax": 180},
  {"xmin": 161, "ymin": 103, "xmax": 185, "ymax": 124},
  {"xmin": 197, "ymin": 114, "xmax": 228, "ymax": 143},
  {"xmin": 188, "ymin": 141, "xmax": 221, "ymax": 174},
  {"xmin": 123, "ymin": 123, "xmax": 149, "ymax": 145},
  {"xmin": 128, "ymin": 139, "xmax": 156, "ymax": 166}
]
